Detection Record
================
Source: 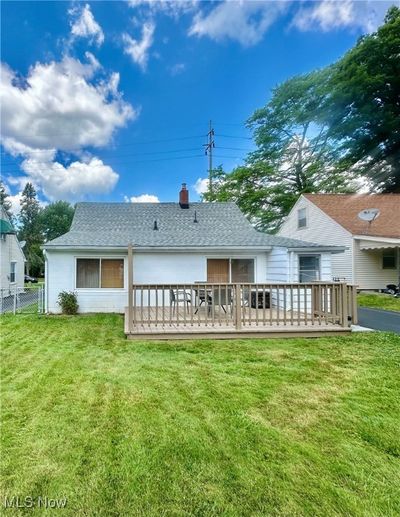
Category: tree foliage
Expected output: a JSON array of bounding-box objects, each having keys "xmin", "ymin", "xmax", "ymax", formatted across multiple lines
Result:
[
  {"xmin": 40, "ymin": 201, "xmax": 75, "ymax": 242},
  {"xmin": 205, "ymin": 72, "xmax": 354, "ymax": 232},
  {"xmin": 18, "ymin": 183, "xmax": 44, "ymax": 276},
  {"xmin": 324, "ymin": 6, "xmax": 400, "ymax": 191},
  {"xmin": 205, "ymin": 6, "xmax": 400, "ymax": 230},
  {"xmin": 0, "ymin": 180, "xmax": 13, "ymax": 222}
]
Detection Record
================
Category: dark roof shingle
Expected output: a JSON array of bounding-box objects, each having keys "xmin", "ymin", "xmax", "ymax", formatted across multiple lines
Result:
[{"xmin": 45, "ymin": 202, "xmax": 327, "ymax": 249}]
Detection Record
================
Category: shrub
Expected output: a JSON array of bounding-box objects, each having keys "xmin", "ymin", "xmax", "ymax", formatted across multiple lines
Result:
[{"xmin": 57, "ymin": 291, "xmax": 79, "ymax": 315}]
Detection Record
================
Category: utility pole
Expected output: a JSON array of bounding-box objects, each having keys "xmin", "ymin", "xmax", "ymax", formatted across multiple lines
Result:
[{"xmin": 203, "ymin": 120, "xmax": 215, "ymax": 195}]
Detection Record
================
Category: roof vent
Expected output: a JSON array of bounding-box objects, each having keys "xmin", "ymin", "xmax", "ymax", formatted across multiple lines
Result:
[
  {"xmin": 193, "ymin": 210, "xmax": 198, "ymax": 223},
  {"xmin": 179, "ymin": 183, "xmax": 189, "ymax": 209},
  {"xmin": 153, "ymin": 220, "xmax": 158, "ymax": 231}
]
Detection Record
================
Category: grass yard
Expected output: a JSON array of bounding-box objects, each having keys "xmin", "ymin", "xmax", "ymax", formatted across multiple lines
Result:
[
  {"xmin": 358, "ymin": 292, "xmax": 400, "ymax": 312},
  {"xmin": 1, "ymin": 314, "xmax": 400, "ymax": 516}
]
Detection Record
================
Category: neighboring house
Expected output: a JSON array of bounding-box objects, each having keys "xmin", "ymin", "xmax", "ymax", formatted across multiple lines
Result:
[
  {"xmin": 0, "ymin": 206, "xmax": 25, "ymax": 292},
  {"xmin": 43, "ymin": 184, "xmax": 344, "ymax": 313},
  {"xmin": 278, "ymin": 194, "xmax": 400, "ymax": 291}
]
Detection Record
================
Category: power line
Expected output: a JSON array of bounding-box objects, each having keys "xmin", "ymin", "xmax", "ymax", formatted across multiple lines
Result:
[
  {"xmin": 0, "ymin": 135, "xmax": 207, "ymax": 155},
  {"xmin": 218, "ymin": 134, "xmax": 252, "ymax": 140},
  {"xmin": 0, "ymin": 147, "xmax": 205, "ymax": 166},
  {"xmin": 1, "ymin": 154, "xmax": 206, "ymax": 175}
]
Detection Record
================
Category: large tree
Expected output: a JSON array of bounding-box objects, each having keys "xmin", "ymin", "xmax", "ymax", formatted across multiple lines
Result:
[
  {"xmin": 0, "ymin": 180, "xmax": 13, "ymax": 222},
  {"xmin": 205, "ymin": 72, "xmax": 354, "ymax": 232},
  {"xmin": 40, "ymin": 201, "xmax": 75, "ymax": 242},
  {"xmin": 324, "ymin": 6, "xmax": 400, "ymax": 191},
  {"xmin": 18, "ymin": 183, "xmax": 43, "ymax": 276}
]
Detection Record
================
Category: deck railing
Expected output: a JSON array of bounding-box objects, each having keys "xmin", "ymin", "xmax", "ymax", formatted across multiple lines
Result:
[{"xmin": 127, "ymin": 282, "xmax": 357, "ymax": 332}]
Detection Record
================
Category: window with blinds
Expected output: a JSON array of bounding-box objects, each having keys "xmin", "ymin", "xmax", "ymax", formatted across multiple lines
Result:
[
  {"xmin": 206, "ymin": 258, "xmax": 255, "ymax": 283},
  {"xmin": 76, "ymin": 258, "xmax": 124, "ymax": 288}
]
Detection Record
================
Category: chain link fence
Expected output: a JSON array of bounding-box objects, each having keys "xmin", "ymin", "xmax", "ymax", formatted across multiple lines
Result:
[{"xmin": 0, "ymin": 284, "xmax": 45, "ymax": 314}]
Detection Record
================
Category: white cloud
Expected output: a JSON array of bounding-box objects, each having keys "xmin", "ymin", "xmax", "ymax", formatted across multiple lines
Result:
[
  {"xmin": 125, "ymin": 194, "xmax": 160, "ymax": 203},
  {"xmin": 128, "ymin": 0, "xmax": 198, "ymax": 18},
  {"xmin": 1, "ymin": 55, "xmax": 135, "ymax": 201},
  {"xmin": 20, "ymin": 157, "xmax": 119, "ymax": 201},
  {"xmin": 122, "ymin": 22, "xmax": 155, "ymax": 70},
  {"xmin": 169, "ymin": 62, "xmax": 185, "ymax": 75},
  {"xmin": 292, "ymin": 0, "xmax": 392, "ymax": 33},
  {"xmin": 194, "ymin": 177, "xmax": 209, "ymax": 195},
  {"xmin": 69, "ymin": 3, "xmax": 104, "ymax": 46},
  {"xmin": 8, "ymin": 192, "xmax": 23, "ymax": 216},
  {"xmin": 1, "ymin": 57, "xmax": 135, "ymax": 154},
  {"xmin": 189, "ymin": 1, "xmax": 288, "ymax": 47}
]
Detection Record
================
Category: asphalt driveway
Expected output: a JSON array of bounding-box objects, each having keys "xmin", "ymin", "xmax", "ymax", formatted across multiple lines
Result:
[{"xmin": 358, "ymin": 307, "xmax": 400, "ymax": 334}]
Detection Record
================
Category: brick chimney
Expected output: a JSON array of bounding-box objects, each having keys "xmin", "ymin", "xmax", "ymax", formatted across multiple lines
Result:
[{"xmin": 179, "ymin": 183, "xmax": 189, "ymax": 209}]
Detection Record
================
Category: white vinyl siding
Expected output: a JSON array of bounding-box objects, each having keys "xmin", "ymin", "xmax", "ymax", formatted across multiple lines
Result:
[
  {"xmin": 278, "ymin": 196, "xmax": 353, "ymax": 283},
  {"xmin": 46, "ymin": 249, "xmax": 269, "ymax": 313},
  {"xmin": 0, "ymin": 233, "xmax": 25, "ymax": 290},
  {"xmin": 266, "ymin": 247, "xmax": 289, "ymax": 282},
  {"xmin": 353, "ymin": 241, "xmax": 399, "ymax": 290}
]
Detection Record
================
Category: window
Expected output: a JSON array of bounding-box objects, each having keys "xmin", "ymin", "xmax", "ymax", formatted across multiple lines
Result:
[
  {"xmin": 299, "ymin": 255, "xmax": 320, "ymax": 282},
  {"xmin": 10, "ymin": 262, "xmax": 16, "ymax": 283},
  {"xmin": 76, "ymin": 258, "xmax": 124, "ymax": 288},
  {"xmin": 382, "ymin": 250, "xmax": 396, "ymax": 269},
  {"xmin": 231, "ymin": 259, "xmax": 254, "ymax": 283},
  {"xmin": 297, "ymin": 207, "xmax": 307, "ymax": 229},
  {"xmin": 207, "ymin": 258, "xmax": 255, "ymax": 283}
]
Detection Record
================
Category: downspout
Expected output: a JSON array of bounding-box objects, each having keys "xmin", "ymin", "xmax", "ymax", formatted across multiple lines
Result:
[{"xmin": 44, "ymin": 250, "xmax": 48, "ymax": 313}]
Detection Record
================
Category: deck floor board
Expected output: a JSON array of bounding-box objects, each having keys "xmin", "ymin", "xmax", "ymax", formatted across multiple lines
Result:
[{"xmin": 124, "ymin": 306, "xmax": 347, "ymax": 338}]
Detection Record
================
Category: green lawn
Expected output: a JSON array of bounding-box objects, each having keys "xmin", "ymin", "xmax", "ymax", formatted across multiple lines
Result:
[
  {"xmin": 358, "ymin": 292, "xmax": 400, "ymax": 312},
  {"xmin": 1, "ymin": 314, "xmax": 399, "ymax": 516}
]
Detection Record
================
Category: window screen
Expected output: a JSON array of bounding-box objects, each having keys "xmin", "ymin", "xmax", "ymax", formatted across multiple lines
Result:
[
  {"xmin": 298, "ymin": 208, "xmax": 307, "ymax": 229},
  {"xmin": 101, "ymin": 259, "xmax": 124, "ymax": 288},
  {"xmin": 299, "ymin": 256, "xmax": 320, "ymax": 282},
  {"xmin": 10, "ymin": 262, "xmax": 16, "ymax": 283},
  {"xmin": 76, "ymin": 259, "xmax": 100, "ymax": 288},
  {"xmin": 77, "ymin": 258, "xmax": 124, "ymax": 288},
  {"xmin": 382, "ymin": 250, "xmax": 396, "ymax": 269},
  {"xmin": 231, "ymin": 259, "xmax": 254, "ymax": 283}
]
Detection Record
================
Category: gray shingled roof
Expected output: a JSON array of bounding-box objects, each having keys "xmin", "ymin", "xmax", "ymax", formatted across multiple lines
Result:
[{"xmin": 44, "ymin": 202, "xmax": 325, "ymax": 249}]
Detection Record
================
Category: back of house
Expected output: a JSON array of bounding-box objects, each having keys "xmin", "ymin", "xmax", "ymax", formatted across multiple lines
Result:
[
  {"xmin": 278, "ymin": 194, "xmax": 400, "ymax": 290},
  {"xmin": 43, "ymin": 184, "xmax": 344, "ymax": 313}
]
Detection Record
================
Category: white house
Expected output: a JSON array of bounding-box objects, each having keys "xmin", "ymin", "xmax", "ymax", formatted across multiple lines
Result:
[
  {"xmin": 278, "ymin": 193, "xmax": 400, "ymax": 291},
  {"xmin": 43, "ymin": 185, "xmax": 344, "ymax": 314},
  {"xmin": 0, "ymin": 206, "xmax": 25, "ymax": 293}
]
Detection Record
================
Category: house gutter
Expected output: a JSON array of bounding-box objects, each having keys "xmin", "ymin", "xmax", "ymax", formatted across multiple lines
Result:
[
  {"xmin": 42, "ymin": 245, "xmax": 274, "ymax": 252},
  {"xmin": 286, "ymin": 246, "xmax": 346, "ymax": 254}
]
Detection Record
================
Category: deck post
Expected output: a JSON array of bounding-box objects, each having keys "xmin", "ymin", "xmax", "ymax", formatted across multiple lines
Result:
[
  {"xmin": 341, "ymin": 283, "xmax": 349, "ymax": 327},
  {"xmin": 235, "ymin": 284, "xmax": 242, "ymax": 330},
  {"xmin": 128, "ymin": 243, "xmax": 133, "ymax": 333},
  {"xmin": 351, "ymin": 285, "xmax": 358, "ymax": 325}
]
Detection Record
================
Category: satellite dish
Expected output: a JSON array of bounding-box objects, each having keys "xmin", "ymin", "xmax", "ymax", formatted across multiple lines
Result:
[
  {"xmin": 358, "ymin": 208, "xmax": 380, "ymax": 222},
  {"xmin": 20, "ymin": 240, "xmax": 26, "ymax": 248}
]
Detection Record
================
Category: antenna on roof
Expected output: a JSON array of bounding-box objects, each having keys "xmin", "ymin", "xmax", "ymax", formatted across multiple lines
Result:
[
  {"xmin": 193, "ymin": 210, "xmax": 198, "ymax": 223},
  {"xmin": 153, "ymin": 220, "xmax": 158, "ymax": 231},
  {"xmin": 358, "ymin": 209, "xmax": 380, "ymax": 223}
]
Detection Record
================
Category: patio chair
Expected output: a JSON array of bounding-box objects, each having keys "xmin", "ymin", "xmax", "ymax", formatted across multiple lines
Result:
[
  {"xmin": 194, "ymin": 288, "xmax": 213, "ymax": 315},
  {"xmin": 170, "ymin": 288, "xmax": 191, "ymax": 314},
  {"xmin": 212, "ymin": 286, "xmax": 233, "ymax": 313}
]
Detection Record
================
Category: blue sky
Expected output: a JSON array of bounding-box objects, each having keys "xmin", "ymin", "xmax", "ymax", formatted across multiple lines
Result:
[{"xmin": 0, "ymin": 0, "xmax": 395, "ymax": 211}]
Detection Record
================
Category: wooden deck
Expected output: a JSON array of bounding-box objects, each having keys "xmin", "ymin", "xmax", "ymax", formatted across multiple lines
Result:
[{"xmin": 124, "ymin": 306, "xmax": 351, "ymax": 340}]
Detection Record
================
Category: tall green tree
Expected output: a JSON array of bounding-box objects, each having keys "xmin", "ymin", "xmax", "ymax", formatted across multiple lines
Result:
[
  {"xmin": 0, "ymin": 180, "xmax": 13, "ymax": 222},
  {"xmin": 205, "ymin": 72, "xmax": 354, "ymax": 232},
  {"xmin": 40, "ymin": 201, "xmax": 75, "ymax": 242},
  {"xmin": 18, "ymin": 182, "xmax": 43, "ymax": 276},
  {"xmin": 324, "ymin": 6, "xmax": 400, "ymax": 191}
]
